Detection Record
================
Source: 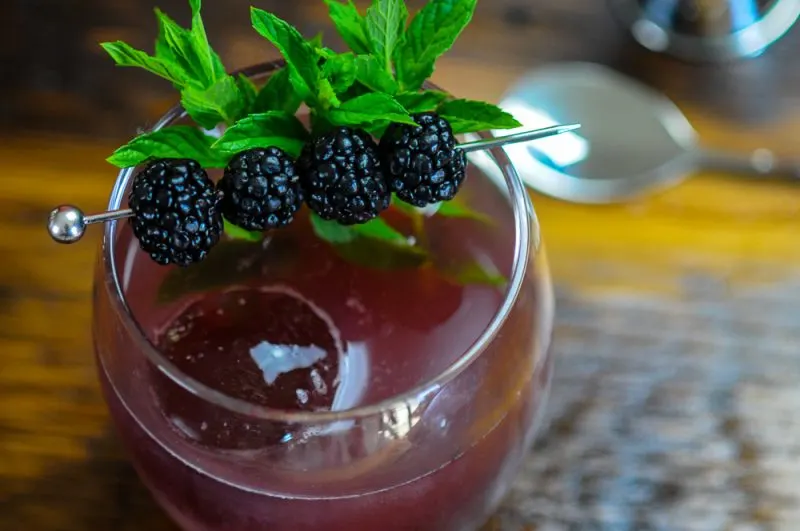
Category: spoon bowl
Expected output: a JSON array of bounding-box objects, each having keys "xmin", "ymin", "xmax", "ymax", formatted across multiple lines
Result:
[{"xmin": 487, "ymin": 62, "xmax": 799, "ymax": 203}]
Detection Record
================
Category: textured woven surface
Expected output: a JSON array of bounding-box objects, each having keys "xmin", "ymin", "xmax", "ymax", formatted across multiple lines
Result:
[{"xmin": 488, "ymin": 273, "xmax": 800, "ymax": 530}]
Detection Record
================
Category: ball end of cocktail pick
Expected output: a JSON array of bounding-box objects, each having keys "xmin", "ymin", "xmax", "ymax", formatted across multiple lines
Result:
[{"xmin": 47, "ymin": 205, "xmax": 86, "ymax": 244}]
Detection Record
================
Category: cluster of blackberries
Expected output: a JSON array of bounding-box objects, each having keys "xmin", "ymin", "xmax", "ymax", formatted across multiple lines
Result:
[{"xmin": 129, "ymin": 112, "xmax": 467, "ymax": 266}]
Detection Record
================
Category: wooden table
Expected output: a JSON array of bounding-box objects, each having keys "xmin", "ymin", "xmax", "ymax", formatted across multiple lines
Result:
[{"xmin": 1, "ymin": 1, "xmax": 799, "ymax": 529}]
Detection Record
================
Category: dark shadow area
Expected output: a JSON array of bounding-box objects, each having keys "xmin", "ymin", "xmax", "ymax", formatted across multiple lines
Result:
[{"xmin": 0, "ymin": 428, "xmax": 177, "ymax": 531}]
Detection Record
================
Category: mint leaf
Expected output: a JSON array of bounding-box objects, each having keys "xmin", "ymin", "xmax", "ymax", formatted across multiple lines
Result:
[
  {"xmin": 154, "ymin": 8, "xmax": 212, "ymax": 87},
  {"xmin": 152, "ymin": 1, "xmax": 226, "ymax": 89},
  {"xmin": 309, "ymin": 32, "xmax": 326, "ymax": 50},
  {"xmin": 253, "ymin": 67, "xmax": 302, "ymax": 115},
  {"xmin": 313, "ymin": 44, "xmax": 338, "ymax": 61},
  {"xmin": 224, "ymin": 219, "xmax": 263, "ymax": 242},
  {"xmin": 213, "ymin": 112, "xmax": 309, "ymax": 157},
  {"xmin": 181, "ymin": 76, "xmax": 245, "ymax": 129},
  {"xmin": 436, "ymin": 200, "xmax": 493, "ymax": 224},
  {"xmin": 395, "ymin": 0, "xmax": 477, "ymax": 91},
  {"xmin": 309, "ymin": 213, "xmax": 356, "ymax": 244},
  {"xmin": 438, "ymin": 99, "xmax": 521, "ymax": 134},
  {"xmin": 392, "ymin": 195, "xmax": 492, "ymax": 225},
  {"xmin": 365, "ymin": 0, "xmax": 408, "ymax": 72},
  {"xmin": 355, "ymin": 55, "xmax": 398, "ymax": 94},
  {"xmin": 310, "ymin": 213, "xmax": 410, "ymax": 247},
  {"xmin": 251, "ymin": 8, "xmax": 321, "ymax": 103},
  {"xmin": 107, "ymin": 126, "xmax": 225, "ymax": 168},
  {"xmin": 322, "ymin": 53, "xmax": 357, "ymax": 93},
  {"xmin": 158, "ymin": 235, "xmax": 298, "ymax": 304},
  {"xmin": 318, "ymin": 79, "xmax": 342, "ymax": 109},
  {"xmin": 236, "ymin": 74, "xmax": 258, "ymax": 113},
  {"xmin": 441, "ymin": 261, "xmax": 507, "ymax": 288},
  {"xmin": 100, "ymin": 42, "xmax": 185, "ymax": 86},
  {"xmin": 352, "ymin": 217, "xmax": 407, "ymax": 242},
  {"xmin": 310, "ymin": 213, "xmax": 428, "ymax": 270},
  {"xmin": 324, "ymin": 0, "xmax": 371, "ymax": 55},
  {"xmin": 328, "ymin": 93, "xmax": 416, "ymax": 128},
  {"xmin": 188, "ymin": 0, "xmax": 227, "ymax": 82},
  {"xmin": 391, "ymin": 196, "xmax": 417, "ymax": 215},
  {"xmin": 395, "ymin": 90, "xmax": 449, "ymax": 113}
]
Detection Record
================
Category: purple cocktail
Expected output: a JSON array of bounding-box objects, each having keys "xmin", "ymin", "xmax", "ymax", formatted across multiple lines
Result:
[{"xmin": 91, "ymin": 63, "xmax": 554, "ymax": 531}]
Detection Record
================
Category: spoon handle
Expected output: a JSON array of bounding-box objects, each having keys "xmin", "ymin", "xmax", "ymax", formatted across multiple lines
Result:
[{"xmin": 696, "ymin": 148, "xmax": 800, "ymax": 182}]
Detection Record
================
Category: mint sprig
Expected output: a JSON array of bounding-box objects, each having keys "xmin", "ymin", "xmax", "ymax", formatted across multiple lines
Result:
[
  {"xmin": 395, "ymin": 90, "xmax": 449, "ymax": 113},
  {"xmin": 322, "ymin": 52, "xmax": 358, "ymax": 93},
  {"xmin": 251, "ymin": 8, "xmax": 339, "ymax": 110},
  {"xmin": 395, "ymin": 0, "xmax": 478, "ymax": 92},
  {"xmin": 365, "ymin": 0, "xmax": 409, "ymax": 73},
  {"xmin": 213, "ymin": 112, "xmax": 309, "ymax": 157},
  {"xmin": 102, "ymin": 0, "xmax": 517, "ymax": 288},
  {"xmin": 252, "ymin": 67, "xmax": 302, "ymax": 115},
  {"xmin": 355, "ymin": 55, "xmax": 399, "ymax": 94},
  {"xmin": 328, "ymin": 92, "xmax": 416, "ymax": 128},
  {"xmin": 438, "ymin": 99, "xmax": 522, "ymax": 134},
  {"xmin": 324, "ymin": 0, "xmax": 372, "ymax": 55},
  {"xmin": 310, "ymin": 213, "xmax": 428, "ymax": 270},
  {"xmin": 107, "ymin": 126, "xmax": 226, "ymax": 169},
  {"xmin": 102, "ymin": 0, "xmax": 245, "ymax": 130},
  {"xmin": 223, "ymin": 219, "xmax": 263, "ymax": 242}
]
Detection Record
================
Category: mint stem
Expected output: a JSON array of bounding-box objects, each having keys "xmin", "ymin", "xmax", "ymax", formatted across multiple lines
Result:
[{"xmin": 409, "ymin": 208, "xmax": 428, "ymax": 250}]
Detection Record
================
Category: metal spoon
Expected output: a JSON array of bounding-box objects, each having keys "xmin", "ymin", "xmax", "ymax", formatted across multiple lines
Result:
[{"xmin": 487, "ymin": 62, "xmax": 800, "ymax": 204}]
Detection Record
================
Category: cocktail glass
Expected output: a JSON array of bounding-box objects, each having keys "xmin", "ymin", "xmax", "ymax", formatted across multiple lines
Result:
[{"xmin": 92, "ymin": 61, "xmax": 555, "ymax": 531}]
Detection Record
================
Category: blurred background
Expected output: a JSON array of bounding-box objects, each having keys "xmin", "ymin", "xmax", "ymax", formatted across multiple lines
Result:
[{"xmin": 2, "ymin": 1, "xmax": 800, "ymax": 530}]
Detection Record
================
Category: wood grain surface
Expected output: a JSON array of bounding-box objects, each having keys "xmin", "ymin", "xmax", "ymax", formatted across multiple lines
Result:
[{"xmin": 1, "ymin": 1, "xmax": 799, "ymax": 530}]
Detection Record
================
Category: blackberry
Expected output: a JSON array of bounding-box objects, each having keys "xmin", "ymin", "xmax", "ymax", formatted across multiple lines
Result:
[
  {"xmin": 380, "ymin": 112, "xmax": 467, "ymax": 207},
  {"xmin": 298, "ymin": 127, "xmax": 390, "ymax": 225},
  {"xmin": 128, "ymin": 159, "xmax": 223, "ymax": 267},
  {"xmin": 218, "ymin": 148, "xmax": 303, "ymax": 231}
]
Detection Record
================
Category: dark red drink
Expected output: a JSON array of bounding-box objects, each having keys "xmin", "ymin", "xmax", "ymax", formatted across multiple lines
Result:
[{"xmin": 93, "ymin": 134, "xmax": 554, "ymax": 531}]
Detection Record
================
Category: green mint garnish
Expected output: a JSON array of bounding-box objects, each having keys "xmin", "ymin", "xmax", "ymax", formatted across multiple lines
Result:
[
  {"xmin": 252, "ymin": 67, "xmax": 303, "ymax": 115},
  {"xmin": 435, "ymin": 200, "xmax": 495, "ymax": 225},
  {"xmin": 236, "ymin": 74, "xmax": 259, "ymax": 112},
  {"xmin": 213, "ymin": 112, "xmax": 309, "ymax": 158},
  {"xmin": 158, "ymin": 233, "xmax": 298, "ymax": 303},
  {"xmin": 395, "ymin": 90, "xmax": 449, "ymax": 113},
  {"xmin": 391, "ymin": 195, "xmax": 492, "ymax": 225},
  {"xmin": 327, "ymin": 92, "xmax": 416, "ymax": 128},
  {"xmin": 365, "ymin": 0, "xmax": 409, "ymax": 73},
  {"xmin": 441, "ymin": 261, "xmax": 507, "ymax": 288},
  {"xmin": 181, "ymin": 77, "xmax": 247, "ymax": 129},
  {"xmin": 107, "ymin": 126, "xmax": 225, "ymax": 169},
  {"xmin": 310, "ymin": 213, "xmax": 428, "ymax": 270},
  {"xmin": 251, "ymin": 8, "xmax": 334, "ymax": 109},
  {"xmin": 154, "ymin": 1, "xmax": 225, "ymax": 88},
  {"xmin": 223, "ymin": 219, "xmax": 263, "ymax": 242},
  {"xmin": 438, "ymin": 99, "xmax": 522, "ymax": 134},
  {"xmin": 324, "ymin": 0, "xmax": 372, "ymax": 55},
  {"xmin": 102, "ymin": 0, "xmax": 245, "ymax": 130},
  {"xmin": 100, "ymin": 42, "xmax": 185, "ymax": 87},
  {"xmin": 321, "ymin": 52, "xmax": 358, "ymax": 93},
  {"xmin": 104, "ymin": 0, "xmax": 517, "ymax": 288},
  {"xmin": 355, "ymin": 55, "xmax": 399, "ymax": 94},
  {"xmin": 394, "ymin": 0, "xmax": 478, "ymax": 92}
]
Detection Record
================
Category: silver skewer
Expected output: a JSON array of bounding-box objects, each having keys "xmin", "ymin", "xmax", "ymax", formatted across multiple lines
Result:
[
  {"xmin": 456, "ymin": 123, "xmax": 581, "ymax": 153},
  {"xmin": 47, "ymin": 206, "xmax": 133, "ymax": 244},
  {"xmin": 46, "ymin": 123, "xmax": 581, "ymax": 244}
]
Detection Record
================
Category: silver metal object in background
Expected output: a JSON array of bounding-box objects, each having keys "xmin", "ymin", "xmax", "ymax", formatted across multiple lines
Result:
[
  {"xmin": 481, "ymin": 62, "xmax": 800, "ymax": 204},
  {"xmin": 607, "ymin": 0, "xmax": 800, "ymax": 61},
  {"xmin": 46, "ymin": 124, "xmax": 580, "ymax": 244}
]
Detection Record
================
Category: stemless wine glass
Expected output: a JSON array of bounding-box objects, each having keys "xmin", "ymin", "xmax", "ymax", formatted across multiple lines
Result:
[{"xmin": 92, "ymin": 61, "xmax": 555, "ymax": 531}]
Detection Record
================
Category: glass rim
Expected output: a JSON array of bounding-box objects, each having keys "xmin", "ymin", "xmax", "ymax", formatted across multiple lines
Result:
[{"xmin": 100, "ymin": 60, "xmax": 537, "ymax": 423}]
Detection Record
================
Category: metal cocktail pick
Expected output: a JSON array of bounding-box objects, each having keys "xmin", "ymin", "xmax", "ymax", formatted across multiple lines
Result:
[{"xmin": 46, "ymin": 123, "xmax": 580, "ymax": 244}]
